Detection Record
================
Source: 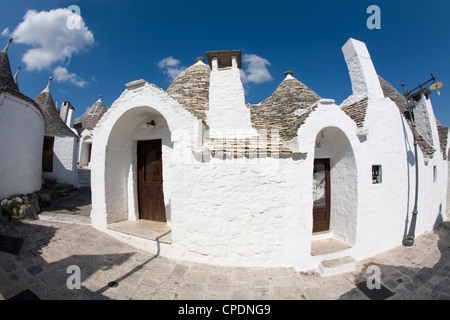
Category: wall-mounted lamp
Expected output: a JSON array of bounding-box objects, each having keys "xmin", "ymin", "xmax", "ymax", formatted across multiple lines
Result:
[
  {"xmin": 429, "ymin": 80, "xmax": 444, "ymax": 96},
  {"xmin": 142, "ymin": 120, "xmax": 156, "ymax": 129}
]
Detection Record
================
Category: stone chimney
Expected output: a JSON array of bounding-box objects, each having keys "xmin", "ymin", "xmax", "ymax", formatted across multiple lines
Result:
[
  {"xmin": 206, "ymin": 50, "xmax": 257, "ymax": 138},
  {"xmin": 60, "ymin": 101, "xmax": 75, "ymax": 128},
  {"xmin": 342, "ymin": 38, "xmax": 383, "ymax": 99}
]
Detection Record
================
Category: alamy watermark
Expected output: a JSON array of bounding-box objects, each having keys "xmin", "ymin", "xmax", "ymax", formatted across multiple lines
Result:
[
  {"xmin": 367, "ymin": 5, "xmax": 381, "ymax": 30},
  {"xmin": 172, "ymin": 125, "xmax": 284, "ymax": 172},
  {"xmin": 366, "ymin": 265, "xmax": 381, "ymax": 289},
  {"xmin": 67, "ymin": 5, "xmax": 82, "ymax": 30},
  {"xmin": 66, "ymin": 265, "xmax": 81, "ymax": 289}
]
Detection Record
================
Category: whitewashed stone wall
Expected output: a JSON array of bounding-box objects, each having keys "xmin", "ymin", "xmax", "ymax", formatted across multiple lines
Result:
[
  {"xmin": 0, "ymin": 92, "xmax": 45, "ymax": 199},
  {"xmin": 168, "ymin": 156, "xmax": 312, "ymax": 267}
]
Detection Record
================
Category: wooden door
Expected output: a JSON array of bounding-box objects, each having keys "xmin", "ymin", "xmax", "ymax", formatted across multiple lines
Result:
[
  {"xmin": 42, "ymin": 136, "xmax": 54, "ymax": 172},
  {"xmin": 312, "ymin": 159, "xmax": 330, "ymax": 233},
  {"xmin": 137, "ymin": 140, "xmax": 166, "ymax": 222}
]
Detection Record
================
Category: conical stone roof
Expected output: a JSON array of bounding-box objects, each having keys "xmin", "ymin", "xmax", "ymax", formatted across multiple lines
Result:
[
  {"xmin": 0, "ymin": 38, "xmax": 19, "ymax": 92},
  {"xmin": 250, "ymin": 72, "xmax": 321, "ymax": 141},
  {"xmin": 0, "ymin": 38, "xmax": 43, "ymax": 118},
  {"xmin": 166, "ymin": 59, "xmax": 210, "ymax": 122},
  {"xmin": 74, "ymin": 96, "xmax": 109, "ymax": 134},
  {"xmin": 34, "ymin": 78, "xmax": 78, "ymax": 138}
]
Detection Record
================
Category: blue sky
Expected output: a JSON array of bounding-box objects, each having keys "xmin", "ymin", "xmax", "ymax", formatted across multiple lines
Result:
[{"xmin": 1, "ymin": 0, "xmax": 449, "ymax": 126}]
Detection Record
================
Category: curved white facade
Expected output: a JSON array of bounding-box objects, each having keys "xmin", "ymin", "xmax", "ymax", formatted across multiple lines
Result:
[{"xmin": 0, "ymin": 92, "xmax": 45, "ymax": 199}]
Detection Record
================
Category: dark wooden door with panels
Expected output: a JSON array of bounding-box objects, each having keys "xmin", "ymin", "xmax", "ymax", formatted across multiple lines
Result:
[{"xmin": 137, "ymin": 139, "xmax": 166, "ymax": 222}]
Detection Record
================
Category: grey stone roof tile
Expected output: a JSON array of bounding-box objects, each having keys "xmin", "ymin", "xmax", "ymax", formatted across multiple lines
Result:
[
  {"xmin": 0, "ymin": 40, "xmax": 19, "ymax": 93},
  {"xmin": 436, "ymin": 121, "xmax": 449, "ymax": 160},
  {"xmin": 341, "ymin": 98, "xmax": 368, "ymax": 128},
  {"xmin": 166, "ymin": 62, "xmax": 210, "ymax": 122}
]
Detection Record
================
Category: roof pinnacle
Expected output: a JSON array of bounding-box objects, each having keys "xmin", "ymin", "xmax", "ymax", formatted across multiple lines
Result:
[
  {"xmin": 1, "ymin": 38, "xmax": 13, "ymax": 53},
  {"xmin": 43, "ymin": 76, "xmax": 52, "ymax": 93},
  {"xmin": 13, "ymin": 65, "xmax": 21, "ymax": 85}
]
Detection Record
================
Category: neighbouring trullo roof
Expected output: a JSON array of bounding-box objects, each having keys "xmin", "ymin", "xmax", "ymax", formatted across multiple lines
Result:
[
  {"xmin": 0, "ymin": 38, "xmax": 19, "ymax": 93},
  {"xmin": 0, "ymin": 38, "xmax": 44, "ymax": 118},
  {"xmin": 166, "ymin": 58, "xmax": 210, "ymax": 122},
  {"xmin": 74, "ymin": 96, "xmax": 109, "ymax": 134},
  {"xmin": 250, "ymin": 72, "xmax": 321, "ymax": 141},
  {"xmin": 34, "ymin": 77, "xmax": 78, "ymax": 138}
]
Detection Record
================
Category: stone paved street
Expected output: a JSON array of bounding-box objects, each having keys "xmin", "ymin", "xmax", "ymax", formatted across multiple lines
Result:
[{"xmin": 0, "ymin": 188, "xmax": 449, "ymax": 300}]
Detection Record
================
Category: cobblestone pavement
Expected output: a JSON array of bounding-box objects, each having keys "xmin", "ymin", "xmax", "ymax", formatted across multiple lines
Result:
[{"xmin": 0, "ymin": 190, "xmax": 449, "ymax": 300}]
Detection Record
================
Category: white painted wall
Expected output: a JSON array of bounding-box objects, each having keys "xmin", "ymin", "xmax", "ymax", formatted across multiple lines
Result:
[{"xmin": 0, "ymin": 92, "xmax": 44, "ymax": 199}]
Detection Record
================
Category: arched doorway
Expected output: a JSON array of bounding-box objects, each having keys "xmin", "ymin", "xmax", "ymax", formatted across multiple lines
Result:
[
  {"xmin": 312, "ymin": 127, "xmax": 358, "ymax": 245},
  {"xmin": 103, "ymin": 106, "xmax": 173, "ymax": 225}
]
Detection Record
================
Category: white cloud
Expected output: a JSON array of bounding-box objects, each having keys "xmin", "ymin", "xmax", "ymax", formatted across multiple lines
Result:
[
  {"xmin": 1, "ymin": 27, "xmax": 10, "ymax": 37},
  {"xmin": 11, "ymin": 8, "xmax": 95, "ymax": 71},
  {"xmin": 158, "ymin": 56, "xmax": 186, "ymax": 81},
  {"xmin": 53, "ymin": 66, "xmax": 88, "ymax": 87},
  {"xmin": 241, "ymin": 54, "xmax": 273, "ymax": 84}
]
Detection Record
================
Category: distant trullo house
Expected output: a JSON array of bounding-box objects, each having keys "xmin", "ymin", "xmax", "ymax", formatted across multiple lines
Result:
[
  {"xmin": 34, "ymin": 77, "xmax": 79, "ymax": 187},
  {"xmin": 74, "ymin": 96, "xmax": 109, "ymax": 169},
  {"xmin": 89, "ymin": 38, "xmax": 450, "ymax": 274}
]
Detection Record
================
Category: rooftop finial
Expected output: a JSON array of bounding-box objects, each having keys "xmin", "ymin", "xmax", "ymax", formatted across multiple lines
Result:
[
  {"xmin": 283, "ymin": 70, "xmax": 295, "ymax": 81},
  {"xmin": 13, "ymin": 65, "xmax": 21, "ymax": 85},
  {"xmin": 2, "ymin": 38, "xmax": 13, "ymax": 53},
  {"xmin": 97, "ymin": 95, "xmax": 102, "ymax": 102},
  {"xmin": 196, "ymin": 57, "xmax": 205, "ymax": 63},
  {"xmin": 43, "ymin": 76, "xmax": 52, "ymax": 93}
]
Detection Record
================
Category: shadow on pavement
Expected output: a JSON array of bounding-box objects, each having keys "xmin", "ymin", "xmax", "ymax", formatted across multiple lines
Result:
[
  {"xmin": 339, "ymin": 220, "xmax": 450, "ymax": 300},
  {"xmin": 0, "ymin": 219, "xmax": 159, "ymax": 300}
]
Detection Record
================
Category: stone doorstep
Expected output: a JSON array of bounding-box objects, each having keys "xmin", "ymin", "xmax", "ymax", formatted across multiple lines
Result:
[
  {"xmin": 318, "ymin": 256, "xmax": 357, "ymax": 276},
  {"xmin": 107, "ymin": 219, "xmax": 172, "ymax": 244},
  {"xmin": 310, "ymin": 238, "xmax": 352, "ymax": 256}
]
